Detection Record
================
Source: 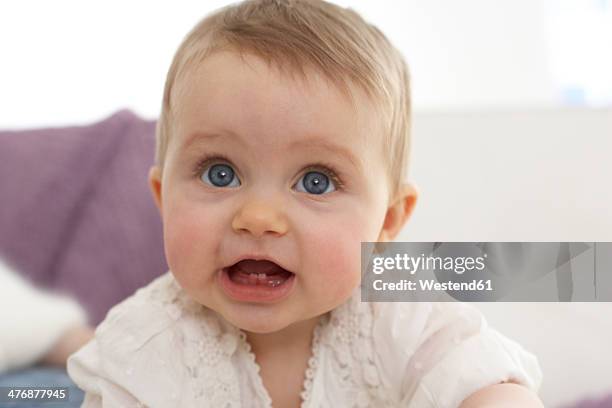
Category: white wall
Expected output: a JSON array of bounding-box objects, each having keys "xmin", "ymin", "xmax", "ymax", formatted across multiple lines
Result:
[
  {"xmin": 402, "ymin": 108, "xmax": 612, "ymax": 242},
  {"xmin": 1, "ymin": 0, "xmax": 599, "ymax": 129}
]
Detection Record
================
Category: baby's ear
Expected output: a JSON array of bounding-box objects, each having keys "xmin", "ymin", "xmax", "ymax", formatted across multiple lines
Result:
[
  {"xmin": 148, "ymin": 165, "xmax": 163, "ymax": 216},
  {"xmin": 377, "ymin": 183, "xmax": 418, "ymax": 242}
]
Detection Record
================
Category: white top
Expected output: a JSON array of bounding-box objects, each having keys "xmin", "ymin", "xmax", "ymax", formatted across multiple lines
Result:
[
  {"xmin": 0, "ymin": 258, "xmax": 86, "ymax": 373},
  {"xmin": 67, "ymin": 272, "xmax": 542, "ymax": 408}
]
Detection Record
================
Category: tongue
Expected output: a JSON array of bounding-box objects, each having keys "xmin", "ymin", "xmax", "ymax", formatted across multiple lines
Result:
[{"xmin": 228, "ymin": 260, "xmax": 293, "ymax": 287}]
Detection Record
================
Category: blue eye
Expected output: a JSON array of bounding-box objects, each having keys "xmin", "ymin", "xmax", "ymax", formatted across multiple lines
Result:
[
  {"xmin": 295, "ymin": 171, "xmax": 336, "ymax": 195},
  {"xmin": 201, "ymin": 163, "xmax": 240, "ymax": 188}
]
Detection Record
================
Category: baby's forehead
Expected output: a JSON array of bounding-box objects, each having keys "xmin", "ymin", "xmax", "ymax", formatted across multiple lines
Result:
[
  {"xmin": 172, "ymin": 51, "xmax": 387, "ymax": 157},
  {"xmin": 173, "ymin": 50, "xmax": 380, "ymax": 115}
]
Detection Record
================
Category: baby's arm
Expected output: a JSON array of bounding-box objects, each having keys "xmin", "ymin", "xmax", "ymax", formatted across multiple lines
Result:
[
  {"xmin": 386, "ymin": 302, "xmax": 543, "ymax": 407},
  {"xmin": 40, "ymin": 324, "xmax": 94, "ymax": 367},
  {"xmin": 67, "ymin": 333, "xmax": 148, "ymax": 408},
  {"xmin": 459, "ymin": 382, "xmax": 544, "ymax": 407},
  {"xmin": 0, "ymin": 258, "xmax": 90, "ymax": 372}
]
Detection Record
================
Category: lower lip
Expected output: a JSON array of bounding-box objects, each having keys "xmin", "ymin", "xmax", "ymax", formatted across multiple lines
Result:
[{"xmin": 218, "ymin": 268, "xmax": 296, "ymax": 303}]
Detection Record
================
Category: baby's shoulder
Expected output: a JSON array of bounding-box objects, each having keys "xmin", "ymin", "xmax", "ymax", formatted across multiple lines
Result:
[
  {"xmin": 370, "ymin": 302, "xmax": 541, "ymax": 404},
  {"xmin": 371, "ymin": 300, "xmax": 485, "ymax": 338},
  {"xmin": 320, "ymin": 298, "xmax": 489, "ymax": 404},
  {"xmin": 69, "ymin": 273, "xmax": 241, "ymax": 406},
  {"xmin": 94, "ymin": 272, "xmax": 212, "ymax": 352},
  {"xmin": 332, "ymin": 294, "xmax": 485, "ymax": 350},
  {"xmin": 70, "ymin": 273, "xmax": 218, "ymax": 406},
  {"xmin": 366, "ymin": 301, "xmax": 487, "ymax": 372}
]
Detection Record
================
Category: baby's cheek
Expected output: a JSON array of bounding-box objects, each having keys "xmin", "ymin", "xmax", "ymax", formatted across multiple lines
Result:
[
  {"xmin": 164, "ymin": 206, "xmax": 218, "ymax": 280},
  {"xmin": 165, "ymin": 219, "xmax": 194, "ymax": 273},
  {"xmin": 306, "ymin": 223, "xmax": 365, "ymax": 299}
]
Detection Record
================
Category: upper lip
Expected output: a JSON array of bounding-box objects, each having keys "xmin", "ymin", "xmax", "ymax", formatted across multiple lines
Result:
[{"xmin": 224, "ymin": 254, "xmax": 294, "ymax": 274}]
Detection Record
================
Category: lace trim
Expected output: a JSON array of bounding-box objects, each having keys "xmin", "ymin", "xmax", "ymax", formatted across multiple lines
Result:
[
  {"xmin": 237, "ymin": 330, "xmax": 273, "ymax": 408},
  {"xmin": 299, "ymin": 314, "xmax": 327, "ymax": 407},
  {"xmin": 149, "ymin": 273, "xmax": 393, "ymax": 406},
  {"xmin": 138, "ymin": 272, "xmax": 242, "ymax": 407},
  {"xmin": 321, "ymin": 292, "xmax": 393, "ymax": 407},
  {"xmin": 236, "ymin": 316, "xmax": 327, "ymax": 408}
]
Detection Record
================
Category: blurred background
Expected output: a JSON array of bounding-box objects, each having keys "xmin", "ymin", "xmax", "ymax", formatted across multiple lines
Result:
[
  {"xmin": 1, "ymin": 0, "xmax": 611, "ymax": 124},
  {"xmin": 1, "ymin": 0, "xmax": 611, "ymax": 407}
]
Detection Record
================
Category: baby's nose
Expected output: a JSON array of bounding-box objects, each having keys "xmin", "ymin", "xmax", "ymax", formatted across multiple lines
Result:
[{"xmin": 231, "ymin": 198, "xmax": 289, "ymax": 238}]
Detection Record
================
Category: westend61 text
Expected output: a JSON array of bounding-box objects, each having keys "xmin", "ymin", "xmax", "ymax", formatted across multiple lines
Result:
[{"xmin": 372, "ymin": 279, "xmax": 493, "ymax": 292}]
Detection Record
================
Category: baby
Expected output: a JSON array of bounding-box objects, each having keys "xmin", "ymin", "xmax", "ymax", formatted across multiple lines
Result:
[{"xmin": 68, "ymin": 0, "xmax": 543, "ymax": 406}]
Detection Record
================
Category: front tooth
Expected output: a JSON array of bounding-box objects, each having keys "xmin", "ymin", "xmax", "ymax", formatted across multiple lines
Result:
[
  {"xmin": 268, "ymin": 279, "xmax": 282, "ymax": 287},
  {"xmin": 257, "ymin": 273, "xmax": 267, "ymax": 281},
  {"xmin": 247, "ymin": 273, "xmax": 258, "ymax": 284}
]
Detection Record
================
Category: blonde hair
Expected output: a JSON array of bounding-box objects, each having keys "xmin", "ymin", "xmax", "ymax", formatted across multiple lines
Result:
[{"xmin": 156, "ymin": 0, "xmax": 411, "ymax": 199}]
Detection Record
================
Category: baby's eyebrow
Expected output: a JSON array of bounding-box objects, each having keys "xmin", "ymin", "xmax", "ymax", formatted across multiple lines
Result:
[
  {"xmin": 289, "ymin": 137, "xmax": 362, "ymax": 172},
  {"xmin": 182, "ymin": 131, "xmax": 362, "ymax": 172},
  {"xmin": 182, "ymin": 131, "xmax": 238, "ymax": 150}
]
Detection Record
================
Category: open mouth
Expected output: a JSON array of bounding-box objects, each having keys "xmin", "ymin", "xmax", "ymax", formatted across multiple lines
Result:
[
  {"xmin": 219, "ymin": 258, "xmax": 297, "ymax": 303},
  {"xmin": 224, "ymin": 259, "xmax": 295, "ymax": 288}
]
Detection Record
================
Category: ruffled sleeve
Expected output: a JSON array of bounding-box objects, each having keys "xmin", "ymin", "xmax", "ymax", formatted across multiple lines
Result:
[
  {"xmin": 0, "ymin": 259, "xmax": 87, "ymax": 373},
  {"xmin": 66, "ymin": 339, "xmax": 142, "ymax": 407},
  {"xmin": 373, "ymin": 302, "xmax": 542, "ymax": 408},
  {"xmin": 67, "ymin": 273, "xmax": 183, "ymax": 407}
]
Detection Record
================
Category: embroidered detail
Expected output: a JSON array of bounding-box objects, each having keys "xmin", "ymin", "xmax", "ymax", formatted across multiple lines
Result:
[
  {"xmin": 149, "ymin": 273, "xmax": 241, "ymax": 407},
  {"xmin": 237, "ymin": 330, "xmax": 273, "ymax": 407},
  {"xmin": 220, "ymin": 332, "xmax": 238, "ymax": 355},
  {"xmin": 320, "ymin": 292, "xmax": 394, "ymax": 407},
  {"xmin": 142, "ymin": 273, "xmax": 394, "ymax": 406},
  {"xmin": 299, "ymin": 315, "xmax": 327, "ymax": 407}
]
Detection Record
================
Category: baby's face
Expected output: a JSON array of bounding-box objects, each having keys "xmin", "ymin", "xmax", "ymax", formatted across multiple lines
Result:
[{"xmin": 151, "ymin": 51, "xmax": 392, "ymax": 333}]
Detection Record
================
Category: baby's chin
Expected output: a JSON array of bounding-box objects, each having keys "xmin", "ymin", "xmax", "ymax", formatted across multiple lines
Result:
[
  {"xmin": 215, "ymin": 302, "xmax": 307, "ymax": 334},
  {"xmin": 201, "ymin": 280, "xmax": 358, "ymax": 334},
  {"xmin": 233, "ymin": 319, "xmax": 290, "ymax": 334}
]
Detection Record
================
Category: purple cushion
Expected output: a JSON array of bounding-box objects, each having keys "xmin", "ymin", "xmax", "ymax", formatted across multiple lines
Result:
[
  {"xmin": 570, "ymin": 394, "xmax": 612, "ymax": 408},
  {"xmin": 0, "ymin": 110, "xmax": 167, "ymax": 325}
]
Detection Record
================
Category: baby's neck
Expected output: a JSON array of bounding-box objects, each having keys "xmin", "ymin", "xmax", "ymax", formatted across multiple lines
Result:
[{"xmin": 244, "ymin": 315, "xmax": 324, "ymax": 407}]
